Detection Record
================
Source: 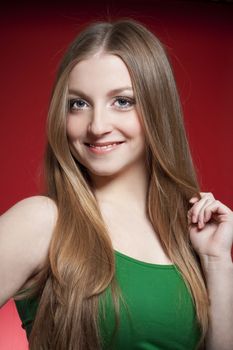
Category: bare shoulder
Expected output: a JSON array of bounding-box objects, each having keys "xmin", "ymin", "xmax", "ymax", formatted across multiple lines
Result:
[
  {"xmin": 1, "ymin": 195, "xmax": 58, "ymax": 268},
  {"xmin": 0, "ymin": 195, "xmax": 58, "ymax": 307},
  {"xmin": 0, "ymin": 195, "xmax": 57, "ymax": 247},
  {"xmin": 1, "ymin": 195, "xmax": 58, "ymax": 224}
]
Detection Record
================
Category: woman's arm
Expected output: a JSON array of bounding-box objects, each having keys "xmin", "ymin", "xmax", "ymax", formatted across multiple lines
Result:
[
  {"xmin": 0, "ymin": 196, "xmax": 56, "ymax": 307},
  {"xmin": 188, "ymin": 193, "xmax": 233, "ymax": 350},
  {"xmin": 202, "ymin": 256, "xmax": 233, "ymax": 350}
]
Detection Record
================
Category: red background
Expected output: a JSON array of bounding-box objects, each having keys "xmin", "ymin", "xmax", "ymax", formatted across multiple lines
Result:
[{"xmin": 0, "ymin": 1, "xmax": 233, "ymax": 348}]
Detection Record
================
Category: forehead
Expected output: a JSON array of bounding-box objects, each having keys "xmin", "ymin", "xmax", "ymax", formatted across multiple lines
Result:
[{"xmin": 68, "ymin": 54, "xmax": 133, "ymax": 94}]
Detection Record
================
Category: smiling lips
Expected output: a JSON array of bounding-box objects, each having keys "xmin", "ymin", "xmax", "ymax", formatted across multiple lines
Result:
[{"xmin": 84, "ymin": 141, "xmax": 125, "ymax": 153}]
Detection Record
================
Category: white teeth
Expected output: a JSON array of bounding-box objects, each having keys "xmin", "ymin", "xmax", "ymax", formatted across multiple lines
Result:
[{"xmin": 89, "ymin": 143, "xmax": 118, "ymax": 149}]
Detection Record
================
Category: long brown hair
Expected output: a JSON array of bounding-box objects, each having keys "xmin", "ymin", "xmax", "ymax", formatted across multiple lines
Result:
[{"xmin": 14, "ymin": 18, "xmax": 209, "ymax": 349}]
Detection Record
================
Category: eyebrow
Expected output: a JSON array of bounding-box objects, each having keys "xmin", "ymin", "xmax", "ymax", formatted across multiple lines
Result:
[{"xmin": 68, "ymin": 87, "xmax": 133, "ymax": 100}]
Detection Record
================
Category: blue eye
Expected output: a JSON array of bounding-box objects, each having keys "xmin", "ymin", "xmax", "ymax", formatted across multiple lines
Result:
[
  {"xmin": 114, "ymin": 97, "xmax": 135, "ymax": 109},
  {"xmin": 69, "ymin": 98, "xmax": 88, "ymax": 111},
  {"xmin": 68, "ymin": 96, "xmax": 136, "ymax": 112}
]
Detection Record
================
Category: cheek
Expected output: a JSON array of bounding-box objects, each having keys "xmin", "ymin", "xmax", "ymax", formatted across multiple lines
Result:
[
  {"xmin": 122, "ymin": 115, "xmax": 144, "ymax": 138},
  {"xmin": 66, "ymin": 116, "xmax": 85, "ymax": 141}
]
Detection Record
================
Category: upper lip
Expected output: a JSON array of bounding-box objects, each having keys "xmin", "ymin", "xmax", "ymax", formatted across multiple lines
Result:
[{"xmin": 84, "ymin": 141, "xmax": 125, "ymax": 146}]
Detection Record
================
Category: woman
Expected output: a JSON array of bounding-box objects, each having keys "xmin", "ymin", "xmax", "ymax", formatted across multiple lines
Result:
[{"xmin": 0, "ymin": 18, "xmax": 232, "ymax": 350}]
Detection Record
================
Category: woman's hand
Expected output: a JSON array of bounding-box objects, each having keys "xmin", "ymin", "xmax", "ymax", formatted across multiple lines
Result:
[
  {"xmin": 188, "ymin": 192, "xmax": 233, "ymax": 263},
  {"xmin": 188, "ymin": 193, "xmax": 233, "ymax": 350}
]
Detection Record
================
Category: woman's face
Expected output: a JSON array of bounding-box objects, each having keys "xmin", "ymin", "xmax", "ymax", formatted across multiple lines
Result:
[{"xmin": 66, "ymin": 53, "xmax": 146, "ymax": 178}]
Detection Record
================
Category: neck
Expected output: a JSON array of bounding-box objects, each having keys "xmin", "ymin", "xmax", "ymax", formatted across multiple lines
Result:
[{"xmin": 90, "ymin": 162, "xmax": 149, "ymax": 214}]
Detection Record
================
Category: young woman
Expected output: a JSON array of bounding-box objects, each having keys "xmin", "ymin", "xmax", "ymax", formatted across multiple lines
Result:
[{"xmin": 0, "ymin": 18, "xmax": 232, "ymax": 350}]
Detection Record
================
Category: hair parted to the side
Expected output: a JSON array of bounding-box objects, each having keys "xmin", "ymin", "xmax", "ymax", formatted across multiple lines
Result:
[{"xmin": 14, "ymin": 17, "xmax": 209, "ymax": 349}]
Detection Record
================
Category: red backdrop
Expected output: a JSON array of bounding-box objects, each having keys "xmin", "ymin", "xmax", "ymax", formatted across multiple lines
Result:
[{"xmin": 1, "ymin": 1, "xmax": 233, "ymax": 348}]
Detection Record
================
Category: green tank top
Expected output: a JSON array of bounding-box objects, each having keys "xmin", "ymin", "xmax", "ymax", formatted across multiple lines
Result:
[{"xmin": 14, "ymin": 250, "xmax": 201, "ymax": 349}]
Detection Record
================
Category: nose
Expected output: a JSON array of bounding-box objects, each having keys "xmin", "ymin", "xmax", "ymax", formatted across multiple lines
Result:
[{"xmin": 87, "ymin": 105, "xmax": 113, "ymax": 137}]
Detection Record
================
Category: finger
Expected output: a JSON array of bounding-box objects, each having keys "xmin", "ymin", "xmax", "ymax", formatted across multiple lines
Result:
[
  {"xmin": 189, "ymin": 197, "xmax": 199, "ymax": 204},
  {"xmin": 197, "ymin": 198, "xmax": 215, "ymax": 228},
  {"xmin": 203, "ymin": 204, "xmax": 213, "ymax": 223},
  {"xmin": 189, "ymin": 191, "xmax": 206, "ymax": 204},
  {"xmin": 189, "ymin": 196, "xmax": 214, "ymax": 224},
  {"xmin": 189, "ymin": 192, "xmax": 214, "ymax": 206},
  {"xmin": 200, "ymin": 192, "xmax": 215, "ymax": 200},
  {"xmin": 202, "ymin": 200, "xmax": 233, "ymax": 224}
]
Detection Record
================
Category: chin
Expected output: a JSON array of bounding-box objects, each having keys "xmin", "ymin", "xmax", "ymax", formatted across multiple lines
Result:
[
  {"xmin": 89, "ymin": 169, "xmax": 120, "ymax": 177},
  {"xmin": 86, "ymin": 165, "xmax": 126, "ymax": 177}
]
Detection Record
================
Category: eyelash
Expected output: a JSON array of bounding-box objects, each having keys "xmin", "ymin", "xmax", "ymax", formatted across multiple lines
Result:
[{"xmin": 68, "ymin": 96, "xmax": 135, "ymax": 112}]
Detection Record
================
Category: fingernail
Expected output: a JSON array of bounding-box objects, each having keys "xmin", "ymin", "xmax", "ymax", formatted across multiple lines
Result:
[
  {"xmin": 198, "ymin": 221, "xmax": 203, "ymax": 229},
  {"xmin": 189, "ymin": 198, "xmax": 197, "ymax": 203}
]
